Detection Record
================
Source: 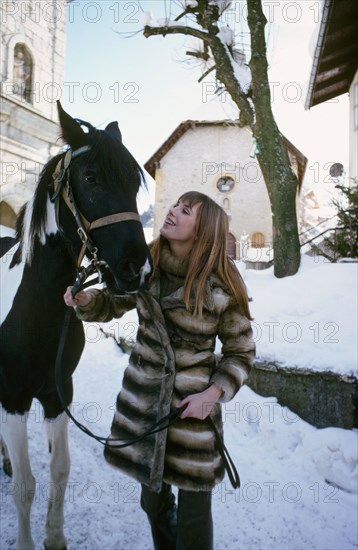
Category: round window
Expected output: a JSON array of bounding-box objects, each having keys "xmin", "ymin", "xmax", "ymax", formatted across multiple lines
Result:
[{"xmin": 216, "ymin": 176, "xmax": 235, "ymax": 193}]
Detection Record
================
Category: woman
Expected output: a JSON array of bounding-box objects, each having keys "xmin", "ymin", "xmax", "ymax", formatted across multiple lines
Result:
[{"xmin": 64, "ymin": 191, "xmax": 255, "ymax": 550}]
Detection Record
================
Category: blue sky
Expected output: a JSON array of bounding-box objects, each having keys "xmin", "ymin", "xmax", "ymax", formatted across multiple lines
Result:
[{"xmin": 63, "ymin": 0, "xmax": 349, "ymax": 210}]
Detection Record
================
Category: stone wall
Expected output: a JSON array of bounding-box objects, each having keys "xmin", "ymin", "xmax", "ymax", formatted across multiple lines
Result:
[
  {"xmin": 247, "ymin": 360, "xmax": 358, "ymax": 429},
  {"xmin": 1, "ymin": 0, "xmax": 67, "ymax": 121},
  {"xmin": 0, "ymin": 0, "xmax": 67, "ymax": 224}
]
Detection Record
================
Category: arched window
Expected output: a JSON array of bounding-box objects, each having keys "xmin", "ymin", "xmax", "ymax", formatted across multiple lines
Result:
[
  {"xmin": 13, "ymin": 43, "xmax": 33, "ymax": 103},
  {"xmin": 227, "ymin": 233, "xmax": 236, "ymax": 259},
  {"xmin": 222, "ymin": 197, "xmax": 231, "ymax": 211},
  {"xmin": 251, "ymin": 232, "xmax": 265, "ymax": 248}
]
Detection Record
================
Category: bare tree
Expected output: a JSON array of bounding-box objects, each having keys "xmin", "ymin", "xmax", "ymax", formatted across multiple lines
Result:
[{"xmin": 144, "ymin": 0, "xmax": 301, "ymax": 277}]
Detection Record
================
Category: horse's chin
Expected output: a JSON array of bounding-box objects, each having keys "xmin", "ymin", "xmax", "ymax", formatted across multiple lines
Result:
[
  {"xmin": 105, "ymin": 280, "xmax": 140, "ymax": 296},
  {"xmin": 99, "ymin": 266, "xmax": 141, "ymax": 295}
]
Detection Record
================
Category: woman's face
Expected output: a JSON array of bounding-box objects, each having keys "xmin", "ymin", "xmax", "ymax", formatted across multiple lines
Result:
[{"xmin": 160, "ymin": 199, "xmax": 201, "ymax": 248}]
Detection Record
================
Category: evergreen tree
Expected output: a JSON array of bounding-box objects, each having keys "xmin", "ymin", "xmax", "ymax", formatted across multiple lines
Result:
[{"xmin": 311, "ymin": 182, "xmax": 358, "ymax": 262}]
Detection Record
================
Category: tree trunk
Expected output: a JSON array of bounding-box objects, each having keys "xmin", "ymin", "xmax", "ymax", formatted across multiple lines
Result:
[{"xmin": 246, "ymin": 0, "xmax": 300, "ymax": 276}]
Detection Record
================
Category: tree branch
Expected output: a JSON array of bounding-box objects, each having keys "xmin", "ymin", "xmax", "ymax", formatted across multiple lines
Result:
[
  {"xmin": 186, "ymin": 50, "xmax": 210, "ymax": 61},
  {"xmin": 144, "ymin": 24, "xmax": 211, "ymax": 44},
  {"xmin": 198, "ymin": 64, "xmax": 216, "ymax": 83},
  {"xmin": 300, "ymin": 226, "xmax": 345, "ymax": 247},
  {"xmin": 174, "ymin": 11, "xmax": 187, "ymax": 22}
]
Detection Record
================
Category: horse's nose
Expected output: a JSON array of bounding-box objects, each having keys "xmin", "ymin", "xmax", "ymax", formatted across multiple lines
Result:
[{"xmin": 117, "ymin": 261, "xmax": 140, "ymax": 283}]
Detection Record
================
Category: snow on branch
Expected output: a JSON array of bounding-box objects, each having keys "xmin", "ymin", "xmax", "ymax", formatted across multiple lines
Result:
[
  {"xmin": 180, "ymin": 0, "xmax": 199, "ymax": 8},
  {"xmin": 140, "ymin": 12, "xmax": 155, "ymax": 26},
  {"xmin": 217, "ymin": 26, "xmax": 234, "ymax": 45},
  {"xmin": 215, "ymin": 28, "xmax": 252, "ymax": 93},
  {"xmin": 209, "ymin": 0, "xmax": 233, "ymax": 15},
  {"xmin": 179, "ymin": 0, "xmax": 232, "ymax": 11}
]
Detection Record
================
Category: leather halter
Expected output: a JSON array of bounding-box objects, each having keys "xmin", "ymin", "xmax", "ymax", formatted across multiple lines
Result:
[{"xmin": 51, "ymin": 146, "xmax": 141, "ymax": 269}]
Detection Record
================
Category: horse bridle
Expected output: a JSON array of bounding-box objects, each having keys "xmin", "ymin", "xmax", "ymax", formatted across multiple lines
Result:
[{"xmin": 51, "ymin": 145, "xmax": 141, "ymax": 294}]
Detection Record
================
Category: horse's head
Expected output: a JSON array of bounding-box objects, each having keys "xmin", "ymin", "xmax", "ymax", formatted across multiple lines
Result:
[{"xmin": 56, "ymin": 101, "xmax": 152, "ymax": 294}]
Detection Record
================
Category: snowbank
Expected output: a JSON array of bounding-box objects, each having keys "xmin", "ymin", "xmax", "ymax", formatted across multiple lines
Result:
[
  {"xmin": 241, "ymin": 254, "xmax": 357, "ymax": 376},
  {"xmin": 0, "ymin": 225, "xmax": 16, "ymax": 238}
]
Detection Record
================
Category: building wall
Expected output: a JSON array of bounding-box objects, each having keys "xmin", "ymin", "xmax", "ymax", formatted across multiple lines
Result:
[
  {"xmin": 153, "ymin": 124, "xmax": 273, "ymax": 258},
  {"xmin": 0, "ymin": 0, "xmax": 67, "ymax": 226},
  {"xmin": 349, "ymin": 69, "xmax": 358, "ymax": 182}
]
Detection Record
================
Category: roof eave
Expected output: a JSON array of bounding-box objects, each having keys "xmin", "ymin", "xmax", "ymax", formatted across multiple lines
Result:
[{"xmin": 305, "ymin": 0, "xmax": 333, "ymax": 110}]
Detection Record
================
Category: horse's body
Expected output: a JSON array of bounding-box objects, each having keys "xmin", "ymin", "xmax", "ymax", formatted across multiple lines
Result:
[{"xmin": 0, "ymin": 102, "xmax": 151, "ymax": 550}]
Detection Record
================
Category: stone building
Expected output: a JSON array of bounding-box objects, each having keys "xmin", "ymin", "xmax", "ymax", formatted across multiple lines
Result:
[
  {"xmin": 0, "ymin": 0, "xmax": 67, "ymax": 228},
  {"xmin": 144, "ymin": 120, "xmax": 307, "ymax": 260}
]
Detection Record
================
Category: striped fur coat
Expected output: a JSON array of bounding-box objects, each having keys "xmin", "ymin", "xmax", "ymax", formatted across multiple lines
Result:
[{"xmin": 76, "ymin": 251, "xmax": 255, "ymax": 492}]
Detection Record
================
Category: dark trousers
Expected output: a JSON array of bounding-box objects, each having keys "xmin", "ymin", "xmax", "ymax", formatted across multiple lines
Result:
[{"xmin": 140, "ymin": 483, "xmax": 213, "ymax": 550}]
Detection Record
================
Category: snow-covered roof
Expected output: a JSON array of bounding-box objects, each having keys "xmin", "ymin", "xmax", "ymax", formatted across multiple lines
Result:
[{"xmin": 144, "ymin": 119, "xmax": 307, "ymax": 186}]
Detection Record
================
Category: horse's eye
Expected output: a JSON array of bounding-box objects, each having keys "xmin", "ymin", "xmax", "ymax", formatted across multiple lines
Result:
[{"xmin": 84, "ymin": 171, "xmax": 96, "ymax": 185}]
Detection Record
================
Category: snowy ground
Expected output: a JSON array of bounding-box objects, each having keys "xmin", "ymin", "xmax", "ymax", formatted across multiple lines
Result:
[
  {"xmin": 243, "ymin": 254, "xmax": 357, "ymax": 376},
  {"xmin": 1, "ymin": 241, "xmax": 357, "ymax": 549}
]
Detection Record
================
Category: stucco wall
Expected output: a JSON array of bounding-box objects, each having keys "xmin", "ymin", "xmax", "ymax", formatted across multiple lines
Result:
[{"xmin": 154, "ymin": 124, "xmax": 273, "ymax": 257}]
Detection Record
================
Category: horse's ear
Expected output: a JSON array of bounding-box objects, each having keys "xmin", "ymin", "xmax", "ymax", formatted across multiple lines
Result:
[
  {"xmin": 57, "ymin": 100, "xmax": 87, "ymax": 149},
  {"xmin": 105, "ymin": 121, "xmax": 122, "ymax": 142}
]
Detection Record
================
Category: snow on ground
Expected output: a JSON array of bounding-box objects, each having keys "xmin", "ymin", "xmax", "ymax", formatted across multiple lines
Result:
[
  {"xmin": 241, "ymin": 255, "xmax": 357, "ymax": 376},
  {"xmin": 0, "ymin": 226, "xmax": 15, "ymax": 238},
  {"xmin": 1, "ymin": 335, "xmax": 357, "ymax": 550},
  {"xmin": 1, "ymin": 241, "xmax": 357, "ymax": 549}
]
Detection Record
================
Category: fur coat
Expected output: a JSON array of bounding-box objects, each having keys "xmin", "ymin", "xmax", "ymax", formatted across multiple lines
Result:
[{"xmin": 76, "ymin": 249, "xmax": 255, "ymax": 492}]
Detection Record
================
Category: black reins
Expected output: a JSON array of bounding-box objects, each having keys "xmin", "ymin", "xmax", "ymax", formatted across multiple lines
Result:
[{"xmin": 53, "ymin": 146, "xmax": 240, "ymax": 489}]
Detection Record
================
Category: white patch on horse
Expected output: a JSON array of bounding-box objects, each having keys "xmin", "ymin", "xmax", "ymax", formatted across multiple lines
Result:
[
  {"xmin": 140, "ymin": 257, "xmax": 151, "ymax": 286},
  {"xmin": 21, "ymin": 196, "xmax": 35, "ymax": 263},
  {"xmin": 0, "ymin": 407, "xmax": 36, "ymax": 550},
  {"xmin": 42, "ymin": 195, "xmax": 58, "ymax": 243},
  {"xmin": 22, "ymin": 195, "xmax": 58, "ymax": 264},
  {"xmin": 0, "ymin": 243, "xmax": 25, "ymax": 326},
  {"xmin": 44, "ymin": 411, "xmax": 70, "ymax": 550},
  {"xmin": 0, "ymin": 406, "xmax": 71, "ymax": 550}
]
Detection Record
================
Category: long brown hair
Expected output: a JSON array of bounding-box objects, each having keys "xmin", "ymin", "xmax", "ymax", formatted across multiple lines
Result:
[{"xmin": 151, "ymin": 191, "xmax": 253, "ymax": 319}]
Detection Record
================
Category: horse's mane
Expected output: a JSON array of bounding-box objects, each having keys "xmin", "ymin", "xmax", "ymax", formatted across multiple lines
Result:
[
  {"xmin": 13, "ymin": 155, "xmax": 62, "ymax": 265},
  {"xmin": 14, "ymin": 121, "xmax": 145, "ymax": 265},
  {"xmin": 88, "ymin": 126, "xmax": 145, "ymax": 193}
]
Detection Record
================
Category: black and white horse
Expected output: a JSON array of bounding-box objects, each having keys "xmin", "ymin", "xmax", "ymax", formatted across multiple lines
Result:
[{"xmin": 0, "ymin": 101, "xmax": 151, "ymax": 550}]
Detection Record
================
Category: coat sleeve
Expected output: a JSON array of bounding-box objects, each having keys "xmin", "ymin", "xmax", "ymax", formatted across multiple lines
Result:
[
  {"xmin": 210, "ymin": 302, "xmax": 256, "ymax": 403},
  {"xmin": 75, "ymin": 289, "xmax": 137, "ymax": 322}
]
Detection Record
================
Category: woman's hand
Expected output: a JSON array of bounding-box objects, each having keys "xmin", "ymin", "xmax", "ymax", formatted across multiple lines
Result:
[
  {"xmin": 64, "ymin": 286, "xmax": 92, "ymax": 308},
  {"xmin": 176, "ymin": 384, "xmax": 223, "ymax": 420}
]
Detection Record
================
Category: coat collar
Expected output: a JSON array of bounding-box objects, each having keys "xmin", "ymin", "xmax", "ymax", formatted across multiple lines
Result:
[
  {"xmin": 147, "ymin": 245, "xmax": 231, "ymax": 312},
  {"xmin": 159, "ymin": 244, "xmax": 189, "ymax": 277},
  {"xmin": 153, "ymin": 275, "xmax": 229, "ymax": 313}
]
